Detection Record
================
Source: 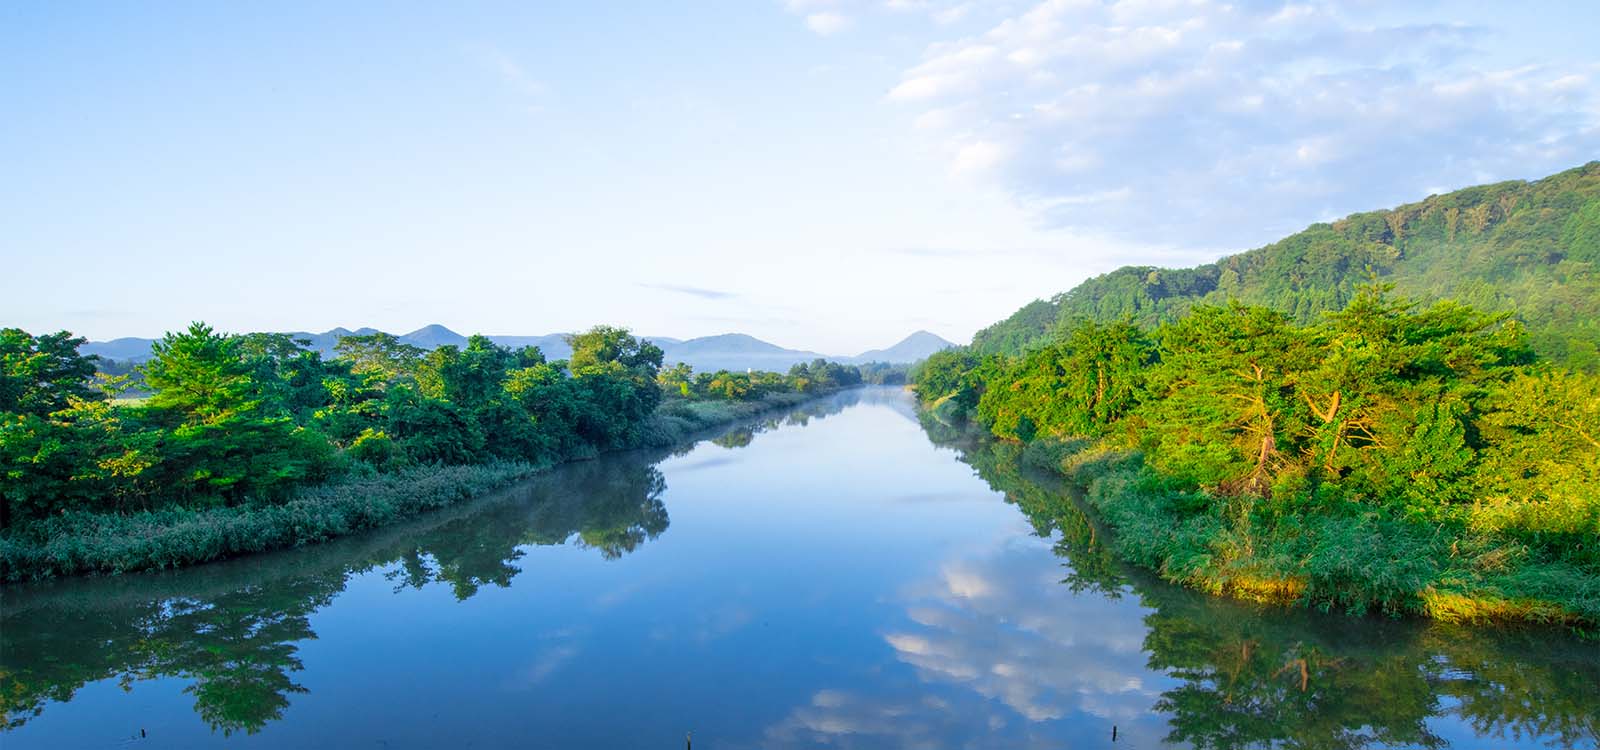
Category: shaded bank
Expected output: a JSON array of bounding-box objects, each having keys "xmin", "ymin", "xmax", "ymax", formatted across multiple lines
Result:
[{"xmin": 0, "ymin": 389, "xmax": 845, "ymax": 581}]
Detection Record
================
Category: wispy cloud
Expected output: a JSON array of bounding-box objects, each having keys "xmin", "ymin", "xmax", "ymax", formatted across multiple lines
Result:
[
  {"xmin": 783, "ymin": 0, "xmax": 870, "ymax": 36},
  {"xmin": 880, "ymin": 246, "xmax": 1061, "ymax": 261},
  {"xmin": 887, "ymin": 246, "xmax": 981, "ymax": 259},
  {"xmin": 468, "ymin": 43, "xmax": 547, "ymax": 104},
  {"xmin": 638, "ymin": 283, "xmax": 739, "ymax": 301},
  {"xmin": 805, "ymin": 12, "xmax": 851, "ymax": 35}
]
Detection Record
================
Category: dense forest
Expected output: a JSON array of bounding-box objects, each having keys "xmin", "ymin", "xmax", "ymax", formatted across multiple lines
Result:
[
  {"xmin": 973, "ymin": 162, "xmax": 1600, "ymax": 372},
  {"xmin": 915, "ymin": 164, "xmax": 1600, "ymax": 628},
  {"xmin": 0, "ymin": 324, "xmax": 876, "ymax": 579}
]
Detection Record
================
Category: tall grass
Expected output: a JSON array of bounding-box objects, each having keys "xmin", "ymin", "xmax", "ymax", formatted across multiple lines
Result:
[
  {"xmin": 639, "ymin": 392, "xmax": 813, "ymax": 446},
  {"xmin": 0, "ymin": 462, "xmax": 542, "ymax": 581}
]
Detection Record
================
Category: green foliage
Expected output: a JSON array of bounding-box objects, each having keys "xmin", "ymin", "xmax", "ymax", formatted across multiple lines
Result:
[
  {"xmin": 333, "ymin": 332, "xmax": 423, "ymax": 382},
  {"xmin": 910, "ymin": 348, "xmax": 980, "ymax": 410},
  {"xmin": 565, "ymin": 325, "xmax": 664, "ymax": 372},
  {"xmin": 975, "ymin": 320, "xmax": 1153, "ymax": 441},
  {"xmin": 143, "ymin": 323, "xmax": 263, "ymax": 425},
  {"xmin": 1140, "ymin": 304, "xmax": 1308, "ymax": 494},
  {"xmin": 1, "ymin": 328, "xmax": 104, "ymax": 416}
]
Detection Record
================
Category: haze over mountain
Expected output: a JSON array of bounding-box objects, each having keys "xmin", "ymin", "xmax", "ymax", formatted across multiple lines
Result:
[{"xmin": 81, "ymin": 327, "xmax": 955, "ymax": 373}]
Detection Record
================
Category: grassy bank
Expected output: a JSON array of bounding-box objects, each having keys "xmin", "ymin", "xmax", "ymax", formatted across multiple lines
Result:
[
  {"xmin": 640, "ymin": 391, "xmax": 817, "ymax": 446},
  {"xmin": 1014, "ymin": 436, "xmax": 1599, "ymax": 630},
  {"xmin": 0, "ymin": 390, "xmax": 835, "ymax": 581}
]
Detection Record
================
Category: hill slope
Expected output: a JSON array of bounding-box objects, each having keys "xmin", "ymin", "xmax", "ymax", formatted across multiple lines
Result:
[{"xmin": 973, "ymin": 161, "xmax": 1600, "ymax": 370}]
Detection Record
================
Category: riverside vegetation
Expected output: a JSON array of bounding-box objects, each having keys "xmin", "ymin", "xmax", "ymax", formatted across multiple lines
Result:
[
  {"xmin": 913, "ymin": 163, "xmax": 1600, "ymax": 629},
  {"xmin": 0, "ymin": 324, "xmax": 879, "ymax": 580},
  {"xmin": 7, "ymin": 390, "xmax": 1596, "ymax": 744}
]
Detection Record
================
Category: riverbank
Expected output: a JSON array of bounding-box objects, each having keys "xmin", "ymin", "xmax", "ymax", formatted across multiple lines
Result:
[
  {"xmin": 1008, "ymin": 434, "xmax": 1598, "ymax": 630},
  {"xmin": 915, "ymin": 394, "xmax": 1598, "ymax": 631},
  {"xmin": 0, "ymin": 390, "xmax": 836, "ymax": 581}
]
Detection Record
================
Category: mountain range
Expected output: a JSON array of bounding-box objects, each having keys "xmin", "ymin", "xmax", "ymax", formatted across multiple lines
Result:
[{"xmin": 82, "ymin": 327, "xmax": 955, "ymax": 373}]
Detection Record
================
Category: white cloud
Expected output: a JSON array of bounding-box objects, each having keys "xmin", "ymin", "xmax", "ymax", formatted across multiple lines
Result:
[
  {"xmin": 950, "ymin": 139, "xmax": 1011, "ymax": 173},
  {"xmin": 932, "ymin": 3, "xmax": 972, "ymax": 25},
  {"xmin": 887, "ymin": 545, "xmax": 1168, "ymax": 721},
  {"xmin": 805, "ymin": 11, "xmax": 852, "ymax": 35},
  {"xmin": 820, "ymin": 0, "xmax": 1600, "ymax": 247},
  {"xmin": 787, "ymin": 0, "xmax": 984, "ymax": 37},
  {"xmin": 763, "ymin": 536, "xmax": 1178, "ymax": 747}
]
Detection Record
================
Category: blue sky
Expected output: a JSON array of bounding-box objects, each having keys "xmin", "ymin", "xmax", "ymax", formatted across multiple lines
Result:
[{"xmin": 3, "ymin": 1, "xmax": 1597, "ymax": 353}]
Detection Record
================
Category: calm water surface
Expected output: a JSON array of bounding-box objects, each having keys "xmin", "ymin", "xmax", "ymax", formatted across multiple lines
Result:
[{"xmin": 2, "ymin": 387, "xmax": 1597, "ymax": 749}]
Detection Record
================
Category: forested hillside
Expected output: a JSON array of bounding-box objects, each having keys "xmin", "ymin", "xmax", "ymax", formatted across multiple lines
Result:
[{"xmin": 974, "ymin": 162, "xmax": 1600, "ymax": 370}]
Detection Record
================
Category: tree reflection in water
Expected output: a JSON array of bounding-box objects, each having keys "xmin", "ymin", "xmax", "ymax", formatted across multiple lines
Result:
[{"xmin": 0, "ymin": 456, "xmax": 670, "ymax": 734}]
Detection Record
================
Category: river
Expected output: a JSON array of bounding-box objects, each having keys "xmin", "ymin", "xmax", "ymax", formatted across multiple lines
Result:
[{"xmin": 2, "ymin": 386, "xmax": 1596, "ymax": 748}]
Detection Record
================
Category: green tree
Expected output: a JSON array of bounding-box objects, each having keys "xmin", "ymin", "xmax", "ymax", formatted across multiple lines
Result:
[
  {"xmin": 139, "ymin": 323, "xmax": 337, "ymax": 504},
  {"xmin": 1141, "ymin": 304, "xmax": 1313, "ymax": 496},
  {"xmin": 143, "ymin": 323, "xmax": 261, "ymax": 425},
  {"xmin": 0, "ymin": 328, "xmax": 104, "ymax": 417},
  {"xmin": 565, "ymin": 326, "xmax": 663, "ymax": 375},
  {"xmin": 334, "ymin": 332, "xmax": 424, "ymax": 383},
  {"xmin": 910, "ymin": 348, "xmax": 980, "ymax": 408}
]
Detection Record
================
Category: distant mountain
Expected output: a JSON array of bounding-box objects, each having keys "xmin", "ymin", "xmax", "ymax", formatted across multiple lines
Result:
[
  {"xmin": 971, "ymin": 161, "xmax": 1600, "ymax": 371},
  {"xmin": 650, "ymin": 333, "xmax": 823, "ymax": 373},
  {"xmin": 82, "ymin": 326, "xmax": 953, "ymax": 372},
  {"xmin": 80, "ymin": 337, "xmax": 167, "ymax": 362},
  {"xmin": 81, "ymin": 327, "xmax": 385, "ymax": 362},
  {"xmin": 401, "ymin": 324, "xmax": 468, "ymax": 349},
  {"xmin": 669, "ymin": 333, "xmax": 798, "ymax": 355},
  {"xmin": 850, "ymin": 330, "xmax": 954, "ymax": 363},
  {"xmin": 279, "ymin": 327, "xmax": 379, "ymax": 357}
]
